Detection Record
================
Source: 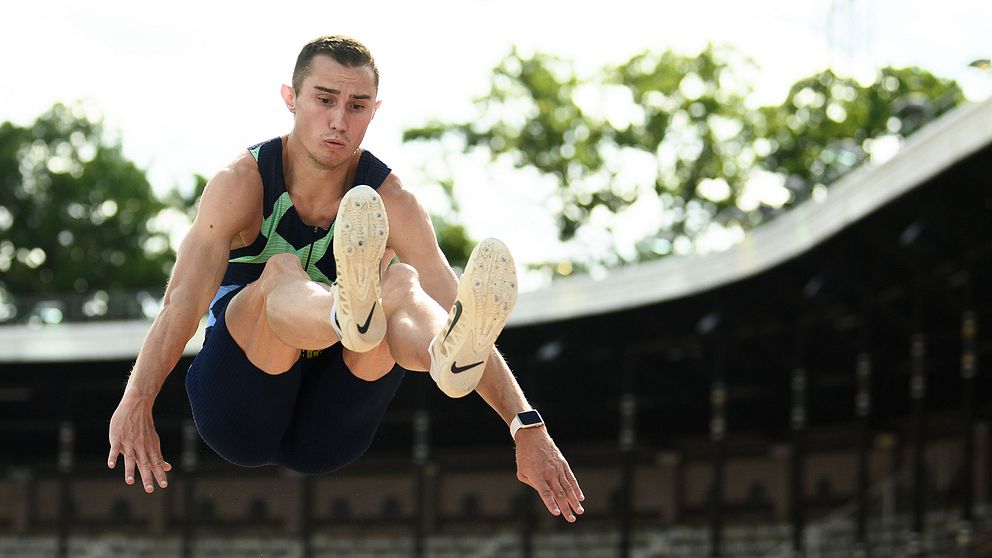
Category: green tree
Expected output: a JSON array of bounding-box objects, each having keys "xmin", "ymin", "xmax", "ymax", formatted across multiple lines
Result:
[
  {"xmin": 404, "ymin": 46, "xmax": 964, "ymax": 272},
  {"xmin": 755, "ymin": 66, "xmax": 964, "ymax": 205},
  {"xmin": 0, "ymin": 104, "xmax": 173, "ymax": 298},
  {"xmin": 426, "ymin": 176, "xmax": 473, "ymax": 270},
  {"xmin": 405, "ymin": 45, "xmax": 756, "ymax": 268}
]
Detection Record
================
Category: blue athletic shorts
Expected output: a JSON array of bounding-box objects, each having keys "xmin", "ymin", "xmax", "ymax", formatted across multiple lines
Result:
[{"xmin": 185, "ymin": 288, "xmax": 405, "ymax": 474}]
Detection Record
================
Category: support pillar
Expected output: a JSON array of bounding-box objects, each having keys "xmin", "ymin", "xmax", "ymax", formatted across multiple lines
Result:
[
  {"xmin": 908, "ymin": 333, "xmax": 927, "ymax": 557},
  {"xmin": 790, "ymin": 367, "xmax": 807, "ymax": 558},
  {"xmin": 854, "ymin": 353, "xmax": 872, "ymax": 558},
  {"xmin": 57, "ymin": 421, "xmax": 74, "ymax": 558},
  {"xmin": 618, "ymin": 357, "xmax": 637, "ymax": 558},
  {"xmin": 181, "ymin": 419, "xmax": 198, "ymax": 558}
]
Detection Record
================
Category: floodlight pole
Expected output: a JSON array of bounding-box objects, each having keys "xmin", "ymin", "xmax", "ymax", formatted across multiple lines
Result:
[
  {"xmin": 853, "ymin": 290, "xmax": 873, "ymax": 558},
  {"xmin": 789, "ymin": 320, "xmax": 807, "ymax": 558},
  {"xmin": 300, "ymin": 473, "xmax": 314, "ymax": 558},
  {"xmin": 907, "ymin": 269, "xmax": 928, "ymax": 557},
  {"xmin": 181, "ymin": 419, "xmax": 198, "ymax": 558},
  {"xmin": 707, "ymin": 326, "xmax": 727, "ymax": 558},
  {"xmin": 618, "ymin": 351, "xmax": 637, "ymax": 558},
  {"xmin": 709, "ymin": 378, "xmax": 727, "ymax": 558},
  {"xmin": 790, "ymin": 365, "xmax": 807, "ymax": 558},
  {"xmin": 854, "ymin": 351, "xmax": 872, "ymax": 558},
  {"xmin": 56, "ymin": 420, "xmax": 74, "ymax": 558},
  {"xmin": 958, "ymin": 303, "xmax": 978, "ymax": 553},
  {"xmin": 412, "ymin": 379, "xmax": 431, "ymax": 558}
]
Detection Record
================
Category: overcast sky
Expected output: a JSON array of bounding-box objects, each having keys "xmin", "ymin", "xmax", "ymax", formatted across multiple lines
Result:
[{"xmin": 3, "ymin": 0, "xmax": 989, "ymax": 273}]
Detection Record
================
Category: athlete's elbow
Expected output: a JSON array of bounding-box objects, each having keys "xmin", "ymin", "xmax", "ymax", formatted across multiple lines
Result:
[{"xmin": 159, "ymin": 286, "xmax": 208, "ymax": 329}]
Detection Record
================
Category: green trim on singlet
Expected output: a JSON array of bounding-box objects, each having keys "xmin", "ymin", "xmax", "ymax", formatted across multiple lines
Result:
[
  {"xmin": 249, "ymin": 145, "xmax": 262, "ymax": 161},
  {"xmin": 228, "ymin": 191, "xmax": 336, "ymax": 284}
]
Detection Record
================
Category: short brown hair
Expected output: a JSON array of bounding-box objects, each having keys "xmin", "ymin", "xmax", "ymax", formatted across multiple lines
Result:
[{"xmin": 292, "ymin": 35, "xmax": 379, "ymax": 93}]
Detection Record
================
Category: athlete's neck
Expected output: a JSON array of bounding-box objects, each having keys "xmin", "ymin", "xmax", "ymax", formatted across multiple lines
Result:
[
  {"xmin": 285, "ymin": 132, "xmax": 360, "ymax": 187},
  {"xmin": 282, "ymin": 134, "xmax": 359, "ymax": 227}
]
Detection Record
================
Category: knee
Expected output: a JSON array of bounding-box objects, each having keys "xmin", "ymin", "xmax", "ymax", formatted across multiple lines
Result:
[
  {"xmin": 258, "ymin": 253, "xmax": 305, "ymax": 288},
  {"xmin": 265, "ymin": 253, "xmax": 304, "ymax": 275},
  {"xmin": 381, "ymin": 263, "xmax": 420, "ymax": 303},
  {"xmin": 343, "ymin": 344, "xmax": 395, "ymax": 382}
]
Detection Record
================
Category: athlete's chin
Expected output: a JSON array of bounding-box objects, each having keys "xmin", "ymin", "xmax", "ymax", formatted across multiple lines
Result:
[{"xmin": 310, "ymin": 146, "xmax": 351, "ymax": 168}]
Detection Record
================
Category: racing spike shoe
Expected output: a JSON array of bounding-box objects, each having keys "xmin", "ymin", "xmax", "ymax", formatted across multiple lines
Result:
[
  {"xmin": 429, "ymin": 238, "xmax": 518, "ymax": 398},
  {"xmin": 330, "ymin": 185, "xmax": 389, "ymax": 353}
]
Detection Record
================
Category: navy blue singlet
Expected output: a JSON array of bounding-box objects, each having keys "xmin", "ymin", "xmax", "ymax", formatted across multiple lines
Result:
[{"xmin": 186, "ymin": 137, "xmax": 405, "ymax": 475}]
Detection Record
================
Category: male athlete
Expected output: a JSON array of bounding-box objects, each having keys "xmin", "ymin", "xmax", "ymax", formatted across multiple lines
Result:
[{"xmin": 107, "ymin": 36, "xmax": 585, "ymax": 522}]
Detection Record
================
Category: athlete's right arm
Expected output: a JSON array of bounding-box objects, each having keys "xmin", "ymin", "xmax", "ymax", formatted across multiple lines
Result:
[{"xmin": 107, "ymin": 153, "xmax": 262, "ymax": 493}]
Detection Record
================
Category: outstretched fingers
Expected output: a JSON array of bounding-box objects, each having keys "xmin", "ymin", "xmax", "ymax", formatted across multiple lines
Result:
[
  {"xmin": 123, "ymin": 449, "xmax": 137, "ymax": 487},
  {"xmin": 135, "ymin": 450, "xmax": 171, "ymax": 493},
  {"xmin": 108, "ymin": 443, "xmax": 170, "ymax": 493},
  {"xmin": 515, "ymin": 430, "xmax": 587, "ymax": 523},
  {"xmin": 535, "ymin": 480, "xmax": 562, "ymax": 519},
  {"xmin": 533, "ymin": 467, "xmax": 584, "ymax": 523},
  {"xmin": 560, "ymin": 468, "xmax": 585, "ymax": 517},
  {"xmin": 136, "ymin": 455, "xmax": 157, "ymax": 493},
  {"xmin": 151, "ymin": 458, "xmax": 172, "ymax": 490},
  {"xmin": 108, "ymin": 395, "xmax": 171, "ymax": 494},
  {"xmin": 107, "ymin": 444, "xmax": 119, "ymax": 470}
]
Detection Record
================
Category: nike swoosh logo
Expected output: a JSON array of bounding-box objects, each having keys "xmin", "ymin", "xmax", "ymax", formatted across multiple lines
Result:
[
  {"xmin": 356, "ymin": 303, "xmax": 376, "ymax": 334},
  {"xmin": 450, "ymin": 360, "xmax": 485, "ymax": 374},
  {"xmin": 443, "ymin": 300, "xmax": 463, "ymax": 343}
]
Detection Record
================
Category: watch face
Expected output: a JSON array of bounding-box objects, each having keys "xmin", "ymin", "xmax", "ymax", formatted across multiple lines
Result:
[{"xmin": 518, "ymin": 410, "xmax": 542, "ymax": 426}]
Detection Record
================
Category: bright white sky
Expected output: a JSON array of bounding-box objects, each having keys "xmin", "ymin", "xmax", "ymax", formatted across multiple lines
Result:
[{"xmin": 3, "ymin": 0, "xmax": 990, "ymax": 281}]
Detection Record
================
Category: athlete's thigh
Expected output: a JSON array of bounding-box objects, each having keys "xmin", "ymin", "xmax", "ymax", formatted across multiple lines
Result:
[
  {"xmin": 279, "ymin": 347, "xmax": 405, "ymax": 474},
  {"xmin": 187, "ymin": 291, "xmax": 304, "ymax": 467},
  {"xmin": 226, "ymin": 279, "xmax": 302, "ymax": 374}
]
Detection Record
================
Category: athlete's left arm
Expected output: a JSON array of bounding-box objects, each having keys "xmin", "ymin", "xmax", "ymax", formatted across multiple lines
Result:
[{"xmin": 379, "ymin": 175, "xmax": 585, "ymax": 523}]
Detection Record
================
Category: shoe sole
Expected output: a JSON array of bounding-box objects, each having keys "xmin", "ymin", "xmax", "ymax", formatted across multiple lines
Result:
[
  {"xmin": 431, "ymin": 238, "xmax": 518, "ymax": 398},
  {"xmin": 332, "ymin": 185, "xmax": 389, "ymax": 352}
]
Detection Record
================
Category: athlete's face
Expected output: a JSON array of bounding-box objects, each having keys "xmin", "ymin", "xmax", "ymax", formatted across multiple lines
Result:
[{"xmin": 282, "ymin": 55, "xmax": 380, "ymax": 168}]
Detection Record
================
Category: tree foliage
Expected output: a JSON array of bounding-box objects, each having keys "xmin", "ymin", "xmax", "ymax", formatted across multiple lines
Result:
[
  {"xmin": 404, "ymin": 45, "xmax": 964, "ymax": 271},
  {"xmin": 756, "ymin": 67, "xmax": 965, "ymax": 203},
  {"xmin": 0, "ymin": 104, "xmax": 173, "ymax": 297}
]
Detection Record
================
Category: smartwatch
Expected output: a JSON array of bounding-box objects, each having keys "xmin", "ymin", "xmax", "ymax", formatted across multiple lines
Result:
[{"xmin": 510, "ymin": 409, "xmax": 544, "ymax": 440}]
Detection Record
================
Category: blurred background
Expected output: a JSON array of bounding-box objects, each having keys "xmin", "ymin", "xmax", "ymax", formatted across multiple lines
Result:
[{"xmin": 1, "ymin": 0, "xmax": 990, "ymax": 556}]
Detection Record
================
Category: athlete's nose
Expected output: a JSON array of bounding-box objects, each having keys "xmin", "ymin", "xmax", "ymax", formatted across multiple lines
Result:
[{"xmin": 328, "ymin": 105, "xmax": 347, "ymax": 132}]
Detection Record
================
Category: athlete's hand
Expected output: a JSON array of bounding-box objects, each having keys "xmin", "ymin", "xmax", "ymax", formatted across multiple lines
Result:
[
  {"xmin": 107, "ymin": 390, "xmax": 172, "ymax": 493},
  {"xmin": 514, "ymin": 427, "xmax": 585, "ymax": 522}
]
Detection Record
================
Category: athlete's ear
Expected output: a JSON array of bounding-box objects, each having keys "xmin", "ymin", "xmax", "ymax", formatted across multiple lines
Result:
[
  {"xmin": 281, "ymin": 84, "xmax": 296, "ymax": 113},
  {"xmin": 371, "ymin": 99, "xmax": 382, "ymax": 119}
]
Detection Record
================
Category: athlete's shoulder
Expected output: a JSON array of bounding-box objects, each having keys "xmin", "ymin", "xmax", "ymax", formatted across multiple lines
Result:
[
  {"xmin": 213, "ymin": 148, "xmax": 263, "ymax": 191},
  {"xmin": 354, "ymin": 149, "xmax": 392, "ymax": 189},
  {"xmin": 247, "ymin": 136, "xmax": 283, "ymax": 164},
  {"xmin": 193, "ymin": 149, "xmax": 263, "ymax": 227},
  {"xmin": 377, "ymin": 172, "xmax": 418, "ymax": 212}
]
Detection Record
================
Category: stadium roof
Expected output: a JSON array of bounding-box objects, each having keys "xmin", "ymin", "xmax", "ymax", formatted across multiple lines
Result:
[
  {"xmin": 1, "ymin": 97, "xmax": 990, "ymax": 363},
  {"xmin": 511, "ymin": 96, "xmax": 992, "ymax": 326}
]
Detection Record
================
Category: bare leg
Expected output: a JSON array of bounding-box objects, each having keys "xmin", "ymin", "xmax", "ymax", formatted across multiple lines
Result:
[
  {"xmin": 225, "ymin": 253, "xmax": 340, "ymax": 374},
  {"xmin": 379, "ymin": 263, "xmax": 447, "ymax": 372},
  {"xmin": 226, "ymin": 254, "xmax": 443, "ymax": 380},
  {"xmin": 227, "ymin": 243, "xmax": 518, "ymax": 391}
]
